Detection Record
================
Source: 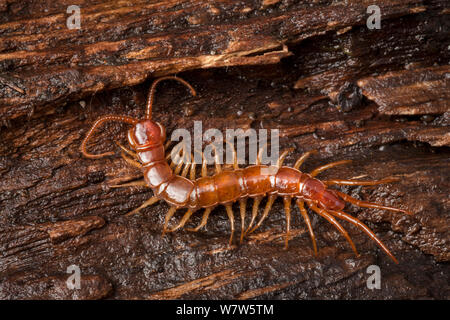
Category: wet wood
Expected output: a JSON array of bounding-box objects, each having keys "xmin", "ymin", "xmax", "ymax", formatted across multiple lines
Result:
[{"xmin": 0, "ymin": 0, "xmax": 449, "ymax": 299}]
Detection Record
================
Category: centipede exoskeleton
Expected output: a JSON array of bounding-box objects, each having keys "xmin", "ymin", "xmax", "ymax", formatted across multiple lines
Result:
[{"xmin": 80, "ymin": 76, "xmax": 412, "ymax": 264}]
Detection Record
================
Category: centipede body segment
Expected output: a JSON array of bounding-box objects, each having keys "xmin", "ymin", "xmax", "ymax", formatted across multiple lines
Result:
[{"xmin": 80, "ymin": 76, "xmax": 413, "ymax": 264}]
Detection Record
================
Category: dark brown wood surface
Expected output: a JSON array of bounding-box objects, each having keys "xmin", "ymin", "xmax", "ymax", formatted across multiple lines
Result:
[{"xmin": 0, "ymin": 0, "xmax": 448, "ymax": 299}]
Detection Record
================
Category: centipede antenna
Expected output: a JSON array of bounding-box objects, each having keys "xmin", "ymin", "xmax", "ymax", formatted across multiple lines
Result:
[
  {"xmin": 81, "ymin": 115, "xmax": 138, "ymax": 159},
  {"xmin": 146, "ymin": 76, "xmax": 197, "ymax": 120}
]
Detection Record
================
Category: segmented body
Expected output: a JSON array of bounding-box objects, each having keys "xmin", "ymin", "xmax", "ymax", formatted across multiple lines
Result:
[
  {"xmin": 142, "ymin": 145, "xmax": 343, "ymax": 212},
  {"xmin": 81, "ymin": 76, "xmax": 412, "ymax": 264}
]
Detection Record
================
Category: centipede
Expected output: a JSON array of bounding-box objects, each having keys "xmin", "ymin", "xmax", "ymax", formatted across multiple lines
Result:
[{"xmin": 80, "ymin": 76, "xmax": 412, "ymax": 264}]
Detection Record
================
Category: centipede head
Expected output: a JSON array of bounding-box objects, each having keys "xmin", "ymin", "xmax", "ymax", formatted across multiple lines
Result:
[
  {"xmin": 127, "ymin": 120, "xmax": 166, "ymax": 150},
  {"xmin": 81, "ymin": 76, "xmax": 195, "ymax": 158},
  {"xmin": 128, "ymin": 76, "xmax": 195, "ymax": 150}
]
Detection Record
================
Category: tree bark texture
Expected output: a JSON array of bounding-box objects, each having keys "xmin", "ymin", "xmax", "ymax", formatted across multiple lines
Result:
[{"xmin": 0, "ymin": 0, "xmax": 448, "ymax": 299}]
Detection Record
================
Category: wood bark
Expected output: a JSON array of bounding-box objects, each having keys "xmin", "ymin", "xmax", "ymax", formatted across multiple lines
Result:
[{"xmin": 0, "ymin": 0, "xmax": 448, "ymax": 299}]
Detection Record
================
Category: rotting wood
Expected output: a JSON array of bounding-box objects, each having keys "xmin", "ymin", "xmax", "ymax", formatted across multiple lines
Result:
[
  {"xmin": 0, "ymin": 0, "xmax": 448, "ymax": 300},
  {"xmin": 357, "ymin": 65, "xmax": 450, "ymax": 115},
  {"xmin": 0, "ymin": 0, "xmax": 428, "ymax": 120}
]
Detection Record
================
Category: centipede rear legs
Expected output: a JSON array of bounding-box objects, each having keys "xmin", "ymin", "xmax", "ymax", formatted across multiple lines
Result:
[
  {"xmin": 244, "ymin": 150, "xmax": 408, "ymax": 258},
  {"xmin": 304, "ymin": 199, "xmax": 400, "ymax": 263},
  {"xmin": 311, "ymin": 157, "xmax": 411, "ymax": 215},
  {"xmin": 302, "ymin": 157, "xmax": 410, "ymax": 262}
]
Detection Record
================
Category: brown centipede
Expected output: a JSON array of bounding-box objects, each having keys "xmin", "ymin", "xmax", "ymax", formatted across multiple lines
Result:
[{"xmin": 80, "ymin": 76, "xmax": 412, "ymax": 264}]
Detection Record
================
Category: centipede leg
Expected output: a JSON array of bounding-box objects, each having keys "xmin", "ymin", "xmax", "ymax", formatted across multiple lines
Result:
[
  {"xmin": 173, "ymin": 143, "xmax": 190, "ymax": 175},
  {"xmin": 296, "ymin": 199, "xmax": 318, "ymax": 256},
  {"xmin": 125, "ymin": 196, "xmax": 160, "ymax": 216},
  {"xmin": 162, "ymin": 206, "xmax": 177, "ymax": 235},
  {"xmin": 115, "ymin": 141, "xmax": 138, "ymax": 159},
  {"xmin": 110, "ymin": 180, "xmax": 147, "ymax": 188},
  {"xmin": 186, "ymin": 207, "xmax": 212, "ymax": 232},
  {"xmin": 120, "ymin": 151, "xmax": 142, "ymax": 168},
  {"xmin": 181, "ymin": 153, "xmax": 193, "ymax": 177},
  {"xmin": 181, "ymin": 162, "xmax": 191, "ymax": 177},
  {"xmin": 256, "ymin": 146, "xmax": 265, "ymax": 165},
  {"xmin": 294, "ymin": 150, "xmax": 318, "ymax": 170},
  {"xmin": 283, "ymin": 196, "xmax": 292, "ymax": 249},
  {"xmin": 310, "ymin": 160, "xmax": 353, "ymax": 177},
  {"xmin": 169, "ymin": 209, "xmax": 196, "ymax": 232},
  {"xmin": 166, "ymin": 141, "xmax": 182, "ymax": 160},
  {"xmin": 323, "ymin": 177, "xmax": 399, "ymax": 186},
  {"xmin": 173, "ymin": 159, "xmax": 184, "ymax": 175},
  {"xmin": 245, "ymin": 196, "xmax": 262, "ymax": 234},
  {"xmin": 190, "ymin": 157, "xmax": 197, "ymax": 180},
  {"xmin": 209, "ymin": 142, "xmax": 222, "ymax": 174},
  {"xmin": 239, "ymin": 198, "xmax": 247, "ymax": 243},
  {"xmin": 172, "ymin": 143, "xmax": 189, "ymax": 175},
  {"xmin": 201, "ymin": 151, "xmax": 208, "ymax": 177},
  {"xmin": 246, "ymin": 149, "xmax": 292, "ymax": 237},
  {"xmin": 167, "ymin": 142, "xmax": 184, "ymax": 169},
  {"xmin": 335, "ymin": 190, "xmax": 412, "ymax": 215},
  {"xmin": 168, "ymin": 153, "xmax": 180, "ymax": 169},
  {"xmin": 224, "ymin": 139, "xmax": 239, "ymax": 170},
  {"xmin": 276, "ymin": 148, "xmax": 294, "ymax": 167},
  {"xmin": 187, "ymin": 147, "xmax": 201, "ymax": 179},
  {"xmin": 224, "ymin": 204, "xmax": 235, "ymax": 246},
  {"xmin": 307, "ymin": 201, "xmax": 359, "ymax": 257},
  {"xmin": 247, "ymin": 195, "xmax": 276, "ymax": 234},
  {"xmin": 327, "ymin": 208, "xmax": 399, "ymax": 264}
]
